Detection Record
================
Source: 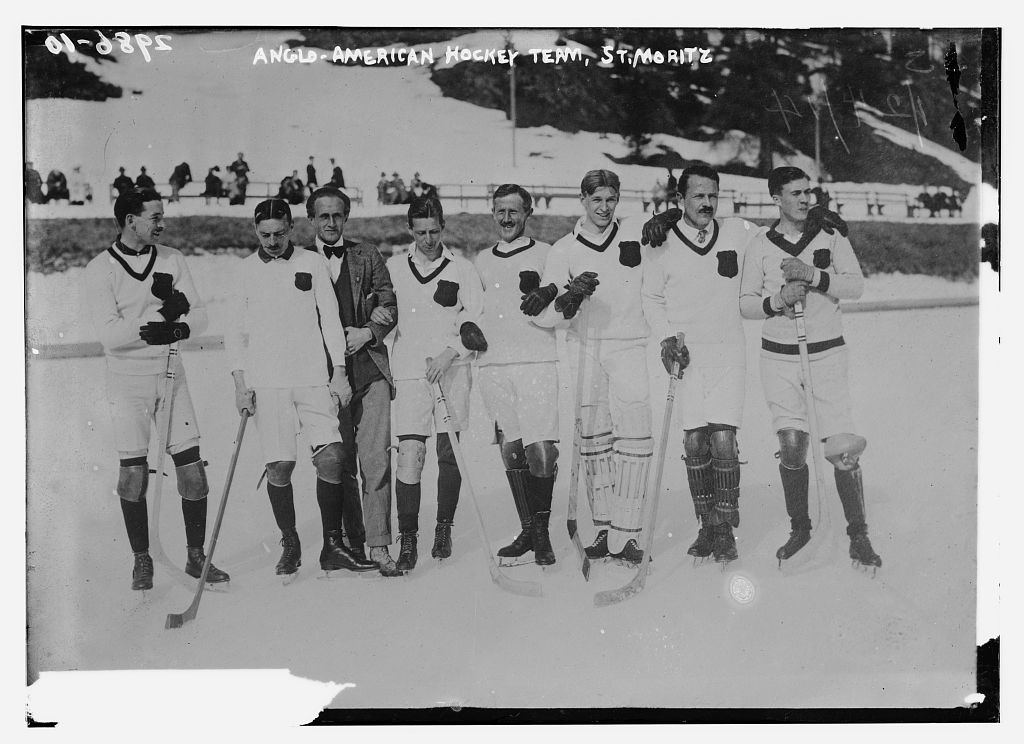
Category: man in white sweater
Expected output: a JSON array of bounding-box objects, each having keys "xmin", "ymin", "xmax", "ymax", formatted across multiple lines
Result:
[
  {"xmin": 226, "ymin": 199, "xmax": 376, "ymax": 578},
  {"xmin": 536, "ymin": 169, "xmax": 653, "ymax": 566},
  {"xmin": 86, "ymin": 188, "xmax": 228, "ymax": 590},
  {"xmin": 386, "ymin": 196, "xmax": 486, "ymax": 569},
  {"xmin": 641, "ymin": 164, "xmax": 758, "ymax": 564},
  {"xmin": 739, "ymin": 166, "xmax": 881, "ymax": 570},
  {"xmin": 474, "ymin": 184, "xmax": 561, "ymax": 566}
]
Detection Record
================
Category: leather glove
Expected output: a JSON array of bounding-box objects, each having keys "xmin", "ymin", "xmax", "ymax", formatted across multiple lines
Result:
[
  {"xmin": 660, "ymin": 336, "xmax": 690, "ymax": 376},
  {"xmin": 804, "ymin": 205, "xmax": 848, "ymax": 238},
  {"xmin": 139, "ymin": 321, "xmax": 190, "ymax": 345},
  {"xmin": 459, "ymin": 321, "xmax": 488, "ymax": 352},
  {"xmin": 641, "ymin": 208, "xmax": 682, "ymax": 247},
  {"xmin": 520, "ymin": 283, "xmax": 558, "ymax": 316}
]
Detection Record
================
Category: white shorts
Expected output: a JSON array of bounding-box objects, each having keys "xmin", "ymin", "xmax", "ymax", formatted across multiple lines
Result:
[
  {"xmin": 759, "ymin": 348, "xmax": 855, "ymax": 439},
  {"xmin": 106, "ymin": 359, "xmax": 199, "ymax": 457},
  {"xmin": 394, "ymin": 363, "xmax": 472, "ymax": 437},
  {"xmin": 478, "ymin": 362, "xmax": 560, "ymax": 446},
  {"xmin": 678, "ymin": 362, "xmax": 746, "ymax": 431},
  {"xmin": 566, "ymin": 336, "xmax": 651, "ymax": 439},
  {"xmin": 253, "ymin": 386, "xmax": 342, "ymax": 463}
]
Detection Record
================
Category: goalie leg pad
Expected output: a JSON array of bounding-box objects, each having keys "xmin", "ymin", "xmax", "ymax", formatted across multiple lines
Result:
[
  {"xmin": 608, "ymin": 437, "xmax": 653, "ymax": 553},
  {"xmin": 712, "ymin": 456, "xmax": 741, "ymax": 528},
  {"xmin": 777, "ymin": 428, "xmax": 809, "ymax": 470},
  {"xmin": 580, "ymin": 430, "xmax": 615, "ymax": 528},
  {"xmin": 117, "ymin": 457, "xmax": 149, "ymax": 502},
  {"xmin": 824, "ymin": 433, "xmax": 867, "ymax": 471},
  {"xmin": 396, "ymin": 437, "xmax": 427, "ymax": 485},
  {"xmin": 524, "ymin": 440, "xmax": 558, "ymax": 478}
]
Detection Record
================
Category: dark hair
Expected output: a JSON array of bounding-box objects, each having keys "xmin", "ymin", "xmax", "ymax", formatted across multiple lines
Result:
[
  {"xmin": 768, "ymin": 166, "xmax": 809, "ymax": 196},
  {"xmin": 407, "ymin": 195, "xmax": 445, "ymax": 228},
  {"xmin": 492, "ymin": 183, "xmax": 533, "ymax": 211},
  {"xmin": 580, "ymin": 169, "xmax": 620, "ymax": 197},
  {"xmin": 114, "ymin": 188, "xmax": 162, "ymax": 228},
  {"xmin": 306, "ymin": 186, "xmax": 351, "ymax": 219},
  {"xmin": 253, "ymin": 198, "xmax": 293, "ymax": 224},
  {"xmin": 678, "ymin": 164, "xmax": 720, "ymax": 196}
]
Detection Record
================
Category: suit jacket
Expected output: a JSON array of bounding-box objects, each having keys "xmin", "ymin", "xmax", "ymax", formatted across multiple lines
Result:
[{"xmin": 307, "ymin": 240, "xmax": 398, "ymax": 398}]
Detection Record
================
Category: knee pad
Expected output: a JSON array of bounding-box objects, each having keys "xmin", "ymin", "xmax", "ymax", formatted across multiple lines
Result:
[
  {"xmin": 499, "ymin": 438, "xmax": 527, "ymax": 470},
  {"xmin": 682, "ymin": 427, "xmax": 710, "ymax": 459},
  {"xmin": 525, "ymin": 441, "xmax": 558, "ymax": 478},
  {"xmin": 312, "ymin": 442, "xmax": 345, "ymax": 484},
  {"xmin": 396, "ymin": 439, "xmax": 426, "ymax": 484},
  {"xmin": 824, "ymin": 433, "xmax": 867, "ymax": 471},
  {"xmin": 265, "ymin": 460, "xmax": 296, "ymax": 487},
  {"xmin": 777, "ymin": 429, "xmax": 809, "ymax": 470},
  {"xmin": 709, "ymin": 427, "xmax": 738, "ymax": 460},
  {"xmin": 116, "ymin": 456, "xmax": 148, "ymax": 502},
  {"xmin": 175, "ymin": 460, "xmax": 209, "ymax": 501}
]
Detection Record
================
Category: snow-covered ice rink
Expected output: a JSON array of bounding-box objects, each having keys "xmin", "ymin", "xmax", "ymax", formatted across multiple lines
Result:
[{"xmin": 26, "ymin": 304, "xmax": 978, "ymax": 711}]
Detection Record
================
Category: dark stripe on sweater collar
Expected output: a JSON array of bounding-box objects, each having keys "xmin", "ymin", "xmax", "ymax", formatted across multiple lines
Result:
[
  {"xmin": 492, "ymin": 238, "xmax": 535, "ymax": 258},
  {"xmin": 106, "ymin": 245, "xmax": 157, "ymax": 282},
  {"xmin": 670, "ymin": 219, "xmax": 719, "ymax": 256},
  {"xmin": 574, "ymin": 222, "xmax": 618, "ymax": 252},
  {"xmin": 766, "ymin": 222, "xmax": 814, "ymax": 258},
  {"xmin": 408, "ymin": 253, "xmax": 451, "ymax": 284}
]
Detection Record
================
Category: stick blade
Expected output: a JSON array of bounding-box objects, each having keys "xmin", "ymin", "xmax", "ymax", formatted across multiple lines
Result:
[
  {"xmin": 488, "ymin": 562, "xmax": 543, "ymax": 597},
  {"xmin": 593, "ymin": 568, "xmax": 649, "ymax": 608},
  {"xmin": 164, "ymin": 612, "xmax": 187, "ymax": 629}
]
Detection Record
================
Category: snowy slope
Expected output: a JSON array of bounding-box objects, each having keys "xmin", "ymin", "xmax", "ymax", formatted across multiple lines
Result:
[{"xmin": 26, "ymin": 305, "xmax": 978, "ymax": 709}]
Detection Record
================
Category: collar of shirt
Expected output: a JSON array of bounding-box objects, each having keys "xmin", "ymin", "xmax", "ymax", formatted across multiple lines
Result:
[
  {"xmin": 258, "ymin": 243, "xmax": 295, "ymax": 263},
  {"xmin": 677, "ymin": 218, "xmax": 713, "ymax": 242},
  {"xmin": 494, "ymin": 236, "xmax": 533, "ymax": 254},
  {"xmin": 316, "ymin": 237, "xmax": 347, "ymax": 259},
  {"xmin": 573, "ymin": 216, "xmax": 618, "ymax": 244},
  {"xmin": 114, "ymin": 239, "xmax": 153, "ymax": 257},
  {"xmin": 410, "ymin": 243, "xmax": 455, "ymax": 269}
]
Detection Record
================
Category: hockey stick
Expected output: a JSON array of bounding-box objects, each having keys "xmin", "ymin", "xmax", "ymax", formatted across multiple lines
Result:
[
  {"xmin": 147, "ymin": 342, "xmax": 192, "ymax": 587},
  {"xmin": 566, "ymin": 303, "xmax": 592, "ymax": 581},
  {"xmin": 433, "ymin": 379, "xmax": 542, "ymax": 598},
  {"xmin": 594, "ymin": 333, "xmax": 684, "ymax": 607},
  {"xmin": 793, "ymin": 301, "xmax": 837, "ymax": 561},
  {"xmin": 166, "ymin": 411, "xmax": 249, "ymax": 629}
]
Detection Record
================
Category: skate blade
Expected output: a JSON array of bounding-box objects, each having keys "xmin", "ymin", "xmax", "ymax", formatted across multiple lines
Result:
[
  {"xmin": 851, "ymin": 559, "xmax": 880, "ymax": 578},
  {"xmin": 690, "ymin": 555, "xmax": 713, "ymax": 567},
  {"xmin": 279, "ymin": 571, "xmax": 300, "ymax": 585},
  {"xmin": 498, "ymin": 557, "xmax": 536, "ymax": 568}
]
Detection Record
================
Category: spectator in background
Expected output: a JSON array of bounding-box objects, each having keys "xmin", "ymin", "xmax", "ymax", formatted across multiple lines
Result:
[
  {"xmin": 113, "ymin": 166, "xmax": 135, "ymax": 197},
  {"xmin": 169, "ymin": 162, "xmax": 193, "ymax": 203},
  {"xmin": 330, "ymin": 158, "xmax": 346, "ymax": 189},
  {"xmin": 917, "ymin": 184, "xmax": 936, "ymax": 218},
  {"xmin": 307, "ymin": 156, "xmax": 318, "ymax": 191},
  {"xmin": 411, "ymin": 172, "xmax": 423, "ymax": 197},
  {"xmin": 25, "ymin": 161, "xmax": 44, "ymax": 204},
  {"xmin": 69, "ymin": 165, "xmax": 92, "ymax": 205},
  {"xmin": 202, "ymin": 166, "xmax": 223, "ymax": 205},
  {"xmin": 390, "ymin": 172, "xmax": 407, "ymax": 205},
  {"xmin": 135, "ymin": 166, "xmax": 155, "ymax": 190},
  {"xmin": 228, "ymin": 152, "xmax": 251, "ymax": 204},
  {"xmin": 45, "ymin": 169, "xmax": 69, "ymax": 203},
  {"xmin": 377, "ymin": 172, "xmax": 388, "ymax": 205},
  {"xmin": 650, "ymin": 177, "xmax": 666, "ymax": 214},
  {"xmin": 277, "ymin": 170, "xmax": 305, "ymax": 205},
  {"xmin": 666, "ymin": 169, "xmax": 679, "ymax": 209}
]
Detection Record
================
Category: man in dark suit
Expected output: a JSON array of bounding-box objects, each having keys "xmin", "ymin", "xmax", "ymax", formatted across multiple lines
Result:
[{"xmin": 305, "ymin": 187, "xmax": 402, "ymax": 576}]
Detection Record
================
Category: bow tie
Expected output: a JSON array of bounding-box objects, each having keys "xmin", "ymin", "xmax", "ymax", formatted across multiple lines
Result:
[
  {"xmin": 118, "ymin": 241, "xmax": 152, "ymax": 256},
  {"xmin": 323, "ymin": 243, "xmax": 346, "ymax": 259}
]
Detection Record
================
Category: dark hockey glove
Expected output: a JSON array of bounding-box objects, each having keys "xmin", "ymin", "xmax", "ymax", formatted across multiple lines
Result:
[
  {"xmin": 641, "ymin": 208, "xmax": 682, "ymax": 247},
  {"xmin": 553, "ymin": 271, "xmax": 599, "ymax": 319},
  {"xmin": 803, "ymin": 205, "xmax": 848, "ymax": 238},
  {"xmin": 520, "ymin": 283, "xmax": 558, "ymax": 316},
  {"xmin": 660, "ymin": 336, "xmax": 690, "ymax": 376},
  {"xmin": 139, "ymin": 321, "xmax": 190, "ymax": 345},
  {"xmin": 459, "ymin": 321, "xmax": 488, "ymax": 352},
  {"xmin": 150, "ymin": 272, "xmax": 174, "ymax": 301},
  {"xmin": 157, "ymin": 290, "xmax": 191, "ymax": 322}
]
